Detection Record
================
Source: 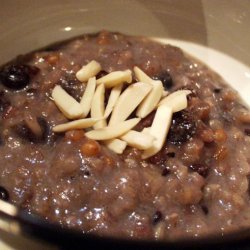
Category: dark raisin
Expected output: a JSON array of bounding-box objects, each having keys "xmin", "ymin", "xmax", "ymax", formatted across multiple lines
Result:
[
  {"xmin": 0, "ymin": 64, "xmax": 39, "ymax": 90},
  {"xmin": 60, "ymin": 74, "xmax": 83, "ymax": 101},
  {"xmin": 189, "ymin": 164, "xmax": 209, "ymax": 177},
  {"xmin": 148, "ymin": 150, "xmax": 167, "ymax": 165},
  {"xmin": 83, "ymin": 170, "xmax": 90, "ymax": 177},
  {"xmin": 152, "ymin": 211, "xmax": 163, "ymax": 225},
  {"xmin": 213, "ymin": 88, "xmax": 221, "ymax": 93},
  {"xmin": 168, "ymin": 111, "xmax": 196, "ymax": 145},
  {"xmin": 244, "ymin": 128, "xmax": 250, "ymax": 136},
  {"xmin": 153, "ymin": 70, "xmax": 173, "ymax": 90},
  {"xmin": 166, "ymin": 152, "xmax": 175, "ymax": 158},
  {"xmin": 37, "ymin": 117, "xmax": 50, "ymax": 142},
  {"xmin": 162, "ymin": 168, "xmax": 171, "ymax": 176},
  {"xmin": 14, "ymin": 117, "xmax": 49, "ymax": 143},
  {"xmin": 0, "ymin": 186, "xmax": 9, "ymax": 201},
  {"xmin": 201, "ymin": 205, "xmax": 209, "ymax": 215}
]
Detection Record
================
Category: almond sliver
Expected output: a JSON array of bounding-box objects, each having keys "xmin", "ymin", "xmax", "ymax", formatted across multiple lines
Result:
[
  {"xmin": 80, "ymin": 77, "xmax": 97, "ymax": 117},
  {"xmin": 85, "ymin": 118, "xmax": 141, "ymax": 140},
  {"xmin": 52, "ymin": 85, "xmax": 83, "ymax": 119},
  {"xmin": 158, "ymin": 90, "xmax": 191, "ymax": 107},
  {"xmin": 109, "ymin": 82, "xmax": 152, "ymax": 125},
  {"xmin": 136, "ymin": 80, "xmax": 163, "ymax": 118},
  {"xmin": 91, "ymin": 83, "xmax": 107, "ymax": 129},
  {"xmin": 96, "ymin": 70, "xmax": 132, "ymax": 88},
  {"xmin": 142, "ymin": 105, "xmax": 173, "ymax": 159},
  {"xmin": 142, "ymin": 127, "xmax": 151, "ymax": 134},
  {"xmin": 161, "ymin": 93, "xmax": 189, "ymax": 112},
  {"xmin": 134, "ymin": 66, "xmax": 153, "ymax": 84},
  {"xmin": 105, "ymin": 139, "xmax": 127, "ymax": 154},
  {"xmin": 76, "ymin": 60, "xmax": 101, "ymax": 82},
  {"xmin": 53, "ymin": 118, "xmax": 99, "ymax": 132},
  {"xmin": 120, "ymin": 130, "xmax": 154, "ymax": 150},
  {"xmin": 104, "ymin": 83, "xmax": 123, "ymax": 118}
]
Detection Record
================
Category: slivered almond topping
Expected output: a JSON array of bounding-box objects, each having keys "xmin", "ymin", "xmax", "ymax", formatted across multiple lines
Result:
[
  {"xmin": 105, "ymin": 139, "xmax": 127, "ymax": 154},
  {"xmin": 85, "ymin": 118, "xmax": 141, "ymax": 140},
  {"xmin": 52, "ymin": 85, "xmax": 83, "ymax": 119},
  {"xmin": 53, "ymin": 118, "xmax": 99, "ymax": 132},
  {"xmin": 104, "ymin": 83, "xmax": 123, "ymax": 118},
  {"xmin": 76, "ymin": 60, "xmax": 101, "ymax": 82},
  {"xmin": 120, "ymin": 130, "xmax": 155, "ymax": 150},
  {"xmin": 96, "ymin": 70, "xmax": 132, "ymax": 88},
  {"xmin": 109, "ymin": 82, "xmax": 152, "ymax": 125},
  {"xmin": 142, "ymin": 127, "xmax": 151, "ymax": 134},
  {"xmin": 80, "ymin": 77, "xmax": 97, "ymax": 118},
  {"xmin": 134, "ymin": 66, "xmax": 153, "ymax": 84},
  {"xmin": 162, "ymin": 90, "xmax": 169, "ymax": 97},
  {"xmin": 159, "ymin": 90, "xmax": 191, "ymax": 107},
  {"xmin": 142, "ymin": 106, "xmax": 173, "ymax": 159},
  {"xmin": 91, "ymin": 83, "xmax": 107, "ymax": 129},
  {"xmin": 136, "ymin": 80, "xmax": 163, "ymax": 118},
  {"xmin": 161, "ymin": 92, "xmax": 189, "ymax": 112},
  {"xmin": 52, "ymin": 61, "xmax": 190, "ymax": 157}
]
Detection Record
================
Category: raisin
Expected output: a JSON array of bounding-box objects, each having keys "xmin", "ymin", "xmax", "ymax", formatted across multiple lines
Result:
[
  {"xmin": 14, "ymin": 117, "xmax": 49, "ymax": 143},
  {"xmin": 0, "ymin": 64, "xmax": 39, "ymax": 90},
  {"xmin": 148, "ymin": 151, "xmax": 166, "ymax": 165},
  {"xmin": 162, "ymin": 168, "xmax": 171, "ymax": 176},
  {"xmin": 83, "ymin": 170, "xmax": 90, "ymax": 177},
  {"xmin": 152, "ymin": 210, "xmax": 163, "ymax": 225},
  {"xmin": 168, "ymin": 111, "xmax": 196, "ymax": 145},
  {"xmin": 166, "ymin": 152, "xmax": 175, "ymax": 158},
  {"xmin": 201, "ymin": 205, "xmax": 209, "ymax": 215},
  {"xmin": 153, "ymin": 70, "xmax": 173, "ymax": 90},
  {"xmin": 37, "ymin": 117, "xmax": 50, "ymax": 142},
  {"xmin": 213, "ymin": 88, "xmax": 221, "ymax": 93},
  {"xmin": 189, "ymin": 164, "xmax": 209, "ymax": 177},
  {"xmin": 0, "ymin": 186, "xmax": 9, "ymax": 201},
  {"xmin": 244, "ymin": 128, "xmax": 250, "ymax": 136},
  {"xmin": 60, "ymin": 74, "xmax": 83, "ymax": 101}
]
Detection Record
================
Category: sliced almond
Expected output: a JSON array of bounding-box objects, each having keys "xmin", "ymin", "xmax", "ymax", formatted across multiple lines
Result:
[
  {"xmin": 85, "ymin": 118, "xmax": 141, "ymax": 140},
  {"xmin": 80, "ymin": 77, "xmax": 97, "ymax": 117},
  {"xmin": 53, "ymin": 118, "xmax": 99, "ymax": 132},
  {"xmin": 104, "ymin": 83, "xmax": 123, "ymax": 118},
  {"xmin": 142, "ymin": 106, "xmax": 173, "ymax": 159},
  {"xmin": 158, "ymin": 90, "xmax": 191, "ymax": 107},
  {"xmin": 120, "ymin": 130, "xmax": 154, "ymax": 150},
  {"xmin": 136, "ymin": 80, "xmax": 163, "ymax": 118},
  {"xmin": 161, "ymin": 93, "xmax": 189, "ymax": 112},
  {"xmin": 91, "ymin": 83, "xmax": 107, "ymax": 129},
  {"xmin": 162, "ymin": 90, "xmax": 169, "ymax": 97},
  {"xmin": 52, "ymin": 85, "xmax": 83, "ymax": 119},
  {"xmin": 134, "ymin": 66, "xmax": 152, "ymax": 84},
  {"xmin": 76, "ymin": 60, "xmax": 101, "ymax": 82},
  {"xmin": 96, "ymin": 70, "xmax": 132, "ymax": 88},
  {"xmin": 105, "ymin": 139, "xmax": 127, "ymax": 154},
  {"xmin": 142, "ymin": 127, "xmax": 151, "ymax": 134},
  {"xmin": 109, "ymin": 82, "xmax": 152, "ymax": 125}
]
